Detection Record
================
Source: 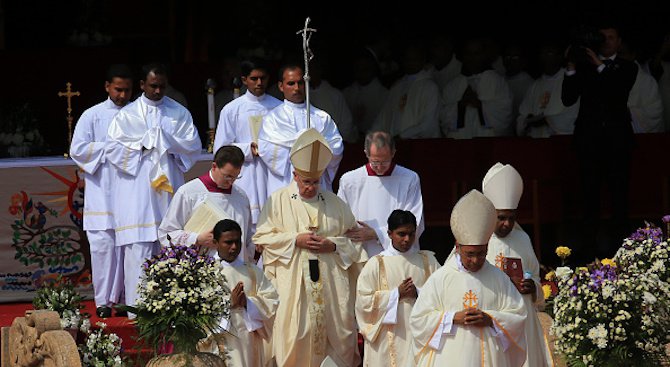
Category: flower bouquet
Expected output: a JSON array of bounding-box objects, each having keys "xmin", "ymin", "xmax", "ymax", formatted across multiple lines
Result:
[
  {"xmin": 32, "ymin": 275, "xmax": 90, "ymax": 333},
  {"xmin": 120, "ymin": 244, "xmax": 230, "ymax": 366},
  {"xmin": 550, "ymin": 219, "xmax": 670, "ymax": 367},
  {"xmin": 540, "ymin": 246, "xmax": 572, "ymax": 319},
  {"xmin": 79, "ymin": 322, "xmax": 124, "ymax": 367}
]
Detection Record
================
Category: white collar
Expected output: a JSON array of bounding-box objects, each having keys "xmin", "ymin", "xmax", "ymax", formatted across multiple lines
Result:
[
  {"xmin": 105, "ymin": 97, "xmax": 123, "ymax": 110},
  {"xmin": 599, "ymin": 53, "xmax": 617, "ymax": 61},
  {"xmin": 381, "ymin": 243, "xmax": 419, "ymax": 257},
  {"xmin": 141, "ymin": 93, "xmax": 164, "ymax": 107},
  {"xmin": 283, "ymin": 99, "xmax": 306, "ymax": 109},
  {"xmin": 244, "ymin": 89, "xmax": 266, "ymax": 102},
  {"xmin": 221, "ymin": 255, "xmax": 244, "ymax": 267}
]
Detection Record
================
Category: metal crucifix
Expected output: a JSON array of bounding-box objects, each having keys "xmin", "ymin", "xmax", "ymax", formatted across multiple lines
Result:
[
  {"xmin": 58, "ymin": 82, "xmax": 80, "ymax": 157},
  {"xmin": 296, "ymin": 17, "xmax": 317, "ymax": 128}
]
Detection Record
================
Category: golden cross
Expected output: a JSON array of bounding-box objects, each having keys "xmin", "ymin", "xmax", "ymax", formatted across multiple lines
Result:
[
  {"xmin": 462, "ymin": 290, "xmax": 479, "ymax": 309},
  {"xmin": 58, "ymin": 82, "xmax": 80, "ymax": 115},
  {"xmin": 495, "ymin": 252, "xmax": 505, "ymax": 271}
]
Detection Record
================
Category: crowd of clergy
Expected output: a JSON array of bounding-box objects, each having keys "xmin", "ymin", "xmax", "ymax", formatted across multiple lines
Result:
[{"xmin": 67, "ymin": 52, "xmax": 558, "ymax": 367}]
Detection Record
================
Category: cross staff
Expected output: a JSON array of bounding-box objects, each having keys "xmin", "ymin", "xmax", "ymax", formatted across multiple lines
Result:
[
  {"xmin": 58, "ymin": 82, "xmax": 80, "ymax": 154},
  {"xmin": 296, "ymin": 17, "xmax": 317, "ymax": 128}
]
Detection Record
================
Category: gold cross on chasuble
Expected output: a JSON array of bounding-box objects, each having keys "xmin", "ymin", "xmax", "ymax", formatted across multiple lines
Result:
[{"xmin": 463, "ymin": 289, "xmax": 479, "ymax": 309}]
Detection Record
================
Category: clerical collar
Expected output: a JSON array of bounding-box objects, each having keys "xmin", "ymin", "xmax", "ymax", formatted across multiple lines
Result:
[
  {"xmin": 198, "ymin": 171, "xmax": 232, "ymax": 194},
  {"xmin": 284, "ymin": 99, "xmax": 306, "ymax": 109},
  {"xmin": 106, "ymin": 97, "xmax": 123, "ymax": 110},
  {"xmin": 381, "ymin": 242, "xmax": 419, "ymax": 256},
  {"xmin": 220, "ymin": 255, "xmax": 244, "ymax": 267},
  {"xmin": 365, "ymin": 163, "xmax": 396, "ymax": 176},
  {"xmin": 244, "ymin": 89, "xmax": 266, "ymax": 102},
  {"xmin": 141, "ymin": 93, "xmax": 164, "ymax": 107}
]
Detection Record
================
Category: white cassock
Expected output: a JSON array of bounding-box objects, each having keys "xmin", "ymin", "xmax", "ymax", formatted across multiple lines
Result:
[
  {"xmin": 657, "ymin": 61, "xmax": 670, "ymax": 131},
  {"xmin": 506, "ymin": 71, "xmax": 534, "ymax": 123},
  {"xmin": 252, "ymin": 182, "xmax": 366, "ymax": 367},
  {"xmin": 157, "ymin": 172, "xmax": 254, "ymax": 262},
  {"xmin": 355, "ymin": 246, "xmax": 440, "ymax": 367},
  {"xmin": 516, "ymin": 69, "xmax": 578, "ymax": 138},
  {"xmin": 257, "ymin": 101, "xmax": 344, "ymax": 196},
  {"xmin": 342, "ymin": 77, "xmax": 389, "ymax": 136},
  {"xmin": 372, "ymin": 69, "xmax": 441, "ymax": 139},
  {"xmin": 69, "ymin": 98, "xmax": 124, "ymax": 307},
  {"xmin": 213, "ymin": 90, "xmax": 282, "ymax": 224},
  {"xmin": 409, "ymin": 255, "xmax": 527, "ymax": 367},
  {"xmin": 199, "ymin": 256, "xmax": 279, "ymax": 367},
  {"xmin": 310, "ymin": 80, "xmax": 359, "ymax": 143},
  {"xmin": 487, "ymin": 226, "xmax": 554, "ymax": 367},
  {"xmin": 106, "ymin": 94, "xmax": 201, "ymax": 307},
  {"xmin": 629, "ymin": 61, "xmax": 664, "ymax": 133},
  {"xmin": 337, "ymin": 163, "xmax": 424, "ymax": 258},
  {"xmin": 427, "ymin": 57, "xmax": 463, "ymax": 93},
  {"xmin": 441, "ymin": 70, "xmax": 514, "ymax": 139}
]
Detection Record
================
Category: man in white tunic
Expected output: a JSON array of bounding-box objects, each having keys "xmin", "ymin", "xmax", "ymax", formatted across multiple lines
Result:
[
  {"xmin": 257, "ymin": 64, "xmax": 344, "ymax": 196},
  {"xmin": 158, "ymin": 146, "xmax": 254, "ymax": 262},
  {"xmin": 441, "ymin": 38, "xmax": 514, "ymax": 139},
  {"xmin": 355, "ymin": 210, "xmax": 439, "ymax": 367},
  {"xmin": 517, "ymin": 42, "xmax": 578, "ymax": 137},
  {"xmin": 502, "ymin": 43, "xmax": 534, "ymax": 123},
  {"xmin": 213, "ymin": 58, "xmax": 282, "ymax": 226},
  {"xmin": 409, "ymin": 190, "xmax": 527, "ymax": 367},
  {"xmin": 70, "ymin": 64, "xmax": 133, "ymax": 318},
  {"xmin": 483, "ymin": 163, "xmax": 553, "ymax": 367},
  {"xmin": 253, "ymin": 129, "xmax": 366, "ymax": 367},
  {"xmin": 343, "ymin": 49, "xmax": 390, "ymax": 139},
  {"xmin": 427, "ymin": 33, "xmax": 462, "ymax": 92},
  {"xmin": 199, "ymin": 219, "xmax": 279, "ymax": 367},
  {"xmin": 106, "ymin": 63, "xmax": 202, "ymax": 308},
  {"xmin": 372, "ymin": 41, "xmax": 441, "ymax": 139},
  {"xmin": 337, "ymin": 131, "xmax": 424, "ymax": 258}
]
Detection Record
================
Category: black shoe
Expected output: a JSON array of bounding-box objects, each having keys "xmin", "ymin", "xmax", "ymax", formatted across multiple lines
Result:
[
  {"xmin": 96, "ymin": 306, "xmax": 112, "ymax": 318},
  {"xmin": 114, "ymin": 309, "xmax": 128, "ymax": 317}
]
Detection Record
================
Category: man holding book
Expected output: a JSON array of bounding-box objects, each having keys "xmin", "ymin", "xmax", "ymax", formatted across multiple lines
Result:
[{"xmin": 158, "ymin": 145, "xmax": 255, "ymax": 262}]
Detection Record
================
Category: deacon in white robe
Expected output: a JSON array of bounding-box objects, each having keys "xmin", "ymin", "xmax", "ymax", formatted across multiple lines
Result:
[
  {"xmin": 483, "ymin": 163, "xmax": 554, "ymax": 367},
  {"xmin": 253, "ymin": 129, "xmax": 366, "ymax": 367},
  {"xmin": 410, "ymin": 190, "xmax": 527, "ymax": 367},
  {"xmin": 310, "ymin": 79, "xmax": 358, "ymax": 143},
  {"xmin": 69, "ymin": 65, "xmax": 133, "ymax": 314},
  {"xmin": 257, "ymin": 64, "xmax": 343, "ymax": 196},
  {"xmin": 199, "ymin": 219, "xmax": 279, "ymax": 367},
  {"xmin": 158, "ymin": 146, "xmax": 254, "ymax": 262},
  {"xmin": 213, "ymin": 59, "xmax": 282, "ymax": 224},
  {"xmin": 343, "ymin": 50, "xmax": 390, "ymax": 137},
  {"xmin": 106, "ymin": 63, "xmax": 201, "ymax": 307},
  {"xmin": 628, "ymin": 61, "xmax": 664, "ymax": 133},
  {"xmin": 337, "ymin": 131, "xmax": 424, "ymax": 258},
  {"xmin": 441, "ymin": 38, "xmax": 514, "ymax": 139},
  {"xmin": 355, "ymin": 210, "xmax": 439, "ymax": 367}
]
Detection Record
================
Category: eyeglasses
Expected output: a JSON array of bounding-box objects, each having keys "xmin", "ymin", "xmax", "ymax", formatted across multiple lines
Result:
[
  {"xmin": 221, "ymin": 174, "xmax": 242, "ymax": 181},
  {"xmin": 369, "ymin": 160, "xmax": 391, "ymax": 167},
  {"xmin": 298, "ymin": 178, "xmax": 320, "ymax": 187}
]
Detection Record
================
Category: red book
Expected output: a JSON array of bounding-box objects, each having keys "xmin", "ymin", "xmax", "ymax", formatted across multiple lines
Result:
[{"xmin": 503, "ymin": 257, "xmax": 524, "ymax": 291}]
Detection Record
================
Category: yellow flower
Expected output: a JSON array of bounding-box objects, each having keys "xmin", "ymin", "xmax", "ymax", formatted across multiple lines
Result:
[
  {"xmin": 542, "ymin": 284, "xmax": 553, "ymax": 299},
  {"xmin": 555, "ymin": 246, "xmax": 572, "ymax": 259},
  {"xmin": 601, "ymin": 258, "xmax": 616, "ymax": 267},
  {"xmin": 545, "ymin": 271, "xmax": 556, "ymax": 281}
]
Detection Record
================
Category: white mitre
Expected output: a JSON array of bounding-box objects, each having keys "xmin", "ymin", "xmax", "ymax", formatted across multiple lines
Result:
[
  {"xmin": 290, "ymin": 128, "xmax": 333, "ymax": 179},
  {"xmin": 482, "ymin": 162, "xmax": 523, "ymax": 210},
  {"xmin": 450, "ymin": 189, "xmax": 496, "ymax": 246}
]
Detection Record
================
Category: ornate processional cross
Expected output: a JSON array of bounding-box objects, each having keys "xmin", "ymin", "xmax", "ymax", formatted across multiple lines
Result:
[
  {"xmin": 58, "ymin": 82, "xmax": 80, "ymax": 157},
  {"xmin": 463, "ymin": 290, "xmax": 479, "ymax": 309},
  {"xmin": 296, "ymin": 17, "xmax": 317, "ymax": 128}
]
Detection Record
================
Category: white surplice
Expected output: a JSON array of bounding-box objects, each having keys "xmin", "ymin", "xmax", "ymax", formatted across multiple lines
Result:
[
  {"xmin": 337, "ymin": 164, "xmax": 424, "ymax": 258},
  {"xmin": 629, "ymin": 61, "xmax": 664, "ymax": 133},
  {"xmin": 441, "ymin": 70, "xmax": 514, "ymax": 139},
  {"xmin": 410, "ymin": 255, "xmax": 527, "ymax": 367},
  {"xmin": 310, "ymin": 80, "xmax": 358, "ymax": 143},
  {"xmin": 506, "ymin": 71, "xmax": 534, "ymax": 123},
  {"xmin": 355, "ymin": 248, "xmax": 440, "ymax": 367},
  {"xmin": 342, "ymin": 78, "xmax": 389, "ymax": 136},
  {"xmin": 106, "ymin": 94, "xmax": 202, "ymax": 245},
  {"xmin": 157, "ymin": 175, "xmax": 254, "ymax": 262},
  {"xmin": 516, "ymin": 69, "xmax": 578, "ymax": 138},
  {"xmin": 213, "ymin": 90, "xmax": 282, "ymax": 223},
  {"xmin": 257, "ymin": 100, "xmax": 344, "ymax": 197},
  {"xmin": 70, "ymin": 97, "xmax": 124, "ymax": 307},
  {"xmin": 372, "ymin": 70, "xmax": 441, "ymax": 139},
  {"xmin": 427, "ymin": 57, "xmax": 463, "ymax": 92},
  {"xmin": 487, "ymin": 226, "xmax": 553, "ymax": 367}
]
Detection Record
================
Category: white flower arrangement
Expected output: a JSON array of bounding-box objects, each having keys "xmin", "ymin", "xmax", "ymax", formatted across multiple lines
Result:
[
  {"xmin": 79, "ymin": 322, "xmax": 123, "ymax": 367},
  {"xmin": 551, "ymin": 219, "xmax": 670, "ymax": 366}
]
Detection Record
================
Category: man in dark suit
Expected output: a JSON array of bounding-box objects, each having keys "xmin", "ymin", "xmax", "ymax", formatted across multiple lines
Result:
[{"xmin": 561, "ymin": 20, "xmax": 638, "ymax": 262}]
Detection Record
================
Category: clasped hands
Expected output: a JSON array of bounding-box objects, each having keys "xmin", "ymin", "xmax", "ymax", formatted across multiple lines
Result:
[
  {"xmin": 454, "ymin": 308, "xmax": 493, "ymax": 327},
  {"xmin": 296, "ymin": 232, "xmax": 336, "ymax": 253},
  {"xmin": 230, "ymin": 281, "xmax": 247, "ymax": 309},
  {"xmin": 344, "ymin": 221, "xmax": 378, "ymax": 242}
]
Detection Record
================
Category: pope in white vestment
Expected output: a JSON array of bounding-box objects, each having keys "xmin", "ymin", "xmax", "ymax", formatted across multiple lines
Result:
[
  {"xmin": 410, "ymin": 190, "xmax": 527, "ymax": 367},
  {"xmin": 158, "ymin": 146, "xmax": 254, "ymax": 262},
  {"xmin": 356, "ymin": 210, "xmax": 439, "ymax": 367},
  {"xmin": 70, "ymin": 88, "xmax": 129, "ymax": 313},
  {"xmin": 483, "ymin": 163, "xmax": 553, "ymax": 367},
  {"xmin": 213, "ymin": 88, "xmax": 282, "ymax": 224},
  {"xmin": 253, "ymin": 129, "xmax": 366, "ymax": 367},
  {"xmin": 106, "ymin": 65, "xmax": 201, "ymax": 307}
]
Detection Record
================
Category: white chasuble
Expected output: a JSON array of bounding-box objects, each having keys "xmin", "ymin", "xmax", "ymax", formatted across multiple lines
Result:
[
  {"xmin": 410, "ymin": 256, "xmax": 527, "ymax": 367},
  {"xmin": 355, "ymin": 250, "xmax": 440, "ymax": 367},
  {"xmin": 252, "ymin": 182, "xmax": 366, "ymax": 367}
]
